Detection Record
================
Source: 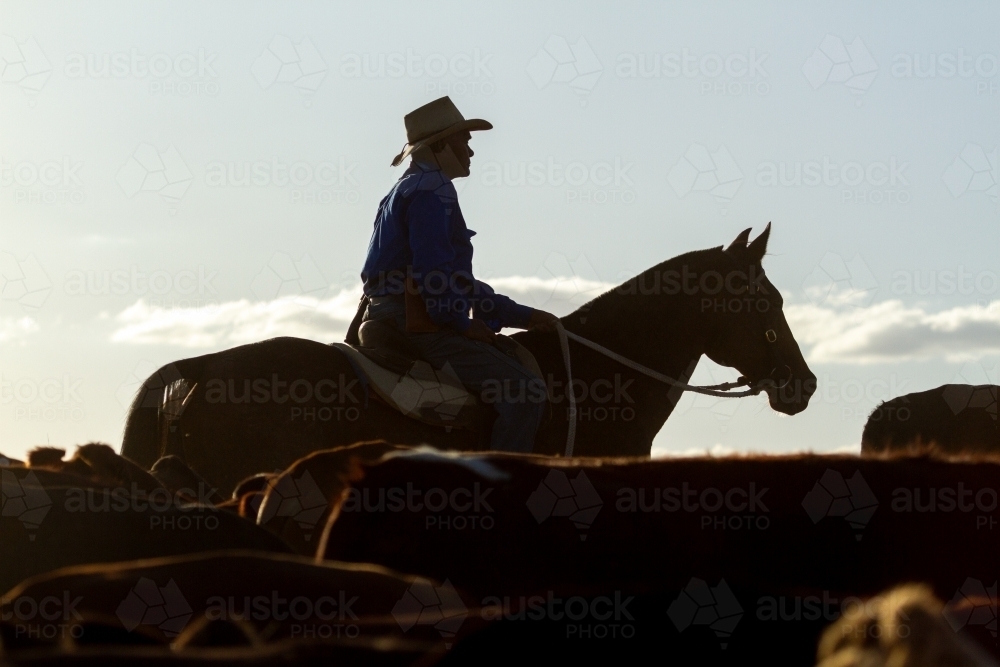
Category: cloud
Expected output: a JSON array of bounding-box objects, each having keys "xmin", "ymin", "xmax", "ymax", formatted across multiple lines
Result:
[
  {"xmin": 0, "ymin": 316, "xmax": 39, "ymax": 344},
  {"xmin": 108, "ymin": 276, "xmax": 1000, "ymax": 367},
  {"xmin": 652, "ymin": 443, "xmax": 859, "ymax": 457},
  {"xmin": 654, "ymin": 444, "xmax": 738, "ymax": 458},
  {"xmin": 109, "ymin": 277, "xmax": 616, "ymax": 348},
  {"xmin": 786, "ymin": 300, "xmax": 1000, "ymax": 364},
  {"xmin": 111, "ymin": 288, "xmax": 361, "ymax": 348},
  {"xmin": 487, "ymin": 275, "xmax": 614, "ymax": 309}
]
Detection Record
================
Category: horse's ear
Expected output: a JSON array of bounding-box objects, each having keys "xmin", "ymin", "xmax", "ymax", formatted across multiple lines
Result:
[
  {"xmin": 725, "ymin": 228, "xmax": 752, "ymax": 253},
  {"xmin": 747, "ymin": 222, "xmax": 771, "ymax": 262}
]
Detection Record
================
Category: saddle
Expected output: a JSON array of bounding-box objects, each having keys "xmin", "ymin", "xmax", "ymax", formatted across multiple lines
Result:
[{"xmin": 331, "ymin": 318, "xmax": 544, "ymax": 432}]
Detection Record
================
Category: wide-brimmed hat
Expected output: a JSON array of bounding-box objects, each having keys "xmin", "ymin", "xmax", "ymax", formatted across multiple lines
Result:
[{"xmin": 390, "ymin": 96, "xmax": 492, "ymax": 167}]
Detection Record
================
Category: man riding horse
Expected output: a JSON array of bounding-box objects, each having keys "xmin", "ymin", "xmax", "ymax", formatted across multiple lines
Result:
[{"xmin": 354, "ymin": 97, "xmax": 560, "ymax": 453}]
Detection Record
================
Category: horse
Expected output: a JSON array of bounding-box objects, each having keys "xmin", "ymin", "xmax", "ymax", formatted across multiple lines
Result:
[{"xmin": 121, "ymin": 225, "xmax": 817, "ymax": 490}]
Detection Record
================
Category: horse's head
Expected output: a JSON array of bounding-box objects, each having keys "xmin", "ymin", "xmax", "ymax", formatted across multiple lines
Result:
[{"xmin": 698, "ymin": 224, "xmax": 816, "ymax": 415}]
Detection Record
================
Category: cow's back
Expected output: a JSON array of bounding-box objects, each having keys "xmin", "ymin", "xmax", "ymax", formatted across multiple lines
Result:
[
  {"xmin": 0, "ymin": 478, "xmax": 292, "ymax": 594},
  {"xmin": 861, "ymin": 384, "xmax": 998, "ymax": 454}
]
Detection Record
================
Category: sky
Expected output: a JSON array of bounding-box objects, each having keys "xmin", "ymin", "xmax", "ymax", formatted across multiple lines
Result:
[{"xmin": 1, "ymin": 0, "xmax": 998, "ymax": 462}]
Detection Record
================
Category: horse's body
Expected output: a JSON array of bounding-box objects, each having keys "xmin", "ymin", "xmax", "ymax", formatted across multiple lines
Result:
[{"xmin": 122, "ymin": 227, "xmax": 816, "ymax": 490}]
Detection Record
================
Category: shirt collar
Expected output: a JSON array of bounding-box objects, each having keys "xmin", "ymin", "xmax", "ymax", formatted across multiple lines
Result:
[{"xmin": 406, "ymin": 158, "xmax": 452, "ymax": 183}]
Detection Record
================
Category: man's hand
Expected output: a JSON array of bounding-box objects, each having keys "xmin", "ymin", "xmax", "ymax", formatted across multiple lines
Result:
[
  {"xmin": 462, "ymin": 319, "xmax": 497, "ymax": 344},
  {"xmin": 528, "ymin": 310, "xmax": 560, "ymax": 332}
]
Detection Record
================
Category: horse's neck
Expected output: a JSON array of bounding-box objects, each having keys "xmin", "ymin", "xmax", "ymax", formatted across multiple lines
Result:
[
  {"xmin": 565, "ymin": 290, "xmax": 704, "ymax": 368},
  {"xmin": 517, "ymin": 288, "xmax": 707, "ymax": 456}
]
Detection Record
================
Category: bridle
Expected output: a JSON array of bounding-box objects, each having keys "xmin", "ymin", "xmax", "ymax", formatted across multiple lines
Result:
[
  {"xmin": 554, "ymin": 321, "xmax": 791, "ymax": 456},
  {"xmin": 761, "ymin": 324, "xmax": 793, "ymax": 390}
]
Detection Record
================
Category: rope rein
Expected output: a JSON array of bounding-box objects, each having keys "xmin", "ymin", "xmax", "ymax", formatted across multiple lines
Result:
[{"xmin": 554, "ymin": 322, "xmax": 765, "ymax": 457}]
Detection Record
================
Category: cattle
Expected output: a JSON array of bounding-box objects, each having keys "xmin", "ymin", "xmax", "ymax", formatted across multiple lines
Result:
[
  {"xmin": 4, "ymin": 444, "xmax": 997, "ymax": 664},
  {"xmin": 258, "ymin": 446, "xmax": 998, "ymax": 664},
  {"xmin": 1, "ymin": 444, "xmax": 291, "ymax": 594},
  {"xmin": 0, "ymin": 550, "xmax": 474, "ymax": 666},
  {"xmin": 0, "ymin": 453, "xmax": 23, "ymax": 467},
  {"xmin": 816, "ymin": 584, "xmax": 998, "ymax": 667},
  {"xmin": 22, "ymin": 443, "xmax": 164, "ymax": 493},
  {"xmin": 255, "ymin": 441, "xmax": 409, "ymax": 554},
  {"xmin": 149, "ymin": 455, "xmax": 227, "ymax": 505},
  {"xmin": 862, "ymin": 384, "xmax": 998, "ymax": 455},
  {"xmin": 230, "ymin": 472, "xmax": 279, "ymax": 518}
]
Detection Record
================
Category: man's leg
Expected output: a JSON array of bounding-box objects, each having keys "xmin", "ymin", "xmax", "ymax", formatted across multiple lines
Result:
[
  {"xmin": 410, "ymin": 330, "xmax": 545, "ymax": 453},
  {"xmin": 362, "ymin": 299, "xmax": 544, "ymax": 452}
]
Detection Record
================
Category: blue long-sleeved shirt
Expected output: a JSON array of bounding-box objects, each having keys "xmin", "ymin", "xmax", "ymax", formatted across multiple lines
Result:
[{"xmin": 361, "ymin": 161, "xmax": 534, "ymax": 332}]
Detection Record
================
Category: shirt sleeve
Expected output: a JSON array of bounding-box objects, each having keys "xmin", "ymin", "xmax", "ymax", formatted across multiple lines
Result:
[
  {"xmin": 407, "ymin": 183, "xmax": 535, "ymax": 332},
  {"xmin": 407, "ymin": 189, "xmax": 473, "ymax": 332},
  {"xmin": 473, "ymin": 280, "xmax": 535, "ymax": 331}
]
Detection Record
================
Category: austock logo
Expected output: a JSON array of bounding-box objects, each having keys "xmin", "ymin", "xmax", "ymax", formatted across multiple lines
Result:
[
  {"xmin": 507, "ymin": 251, "xmax": 607, "ymax": 315},
  {"xmin": 943, "ymin": 362, "xmax": 998, "ymax": 421},
  {"xmin": 0, "ymin": 250, "xmax": 52, "ymax": 309},
  {"xmin": 755, "ymin": 156, "xmax": 911, "ymax": 206},
  {"xmin": 116, "ymin": 577, "xmax": 193, "ymax": 637},
  {"xmin": 390, "ymin": 361, "xmax": 470, "ymax": 423},
  {"xmin": 481, "ymin": 590, "xmax": 636, "ymax": 639},
  {"xmin": 337, "ymin": 47, "xmax": 494, "ymax": 98},
  {"xmin": 478, "ymin": 157, "xmax": 636, "ymax": 205},
  {"xmin": 675, "ymin": 362, "xmax": 767, "ymax": 433},
  {"xmin": 204, "ymin": 158, "xmax": 360, "ymax": 205},
  {"xmin": 802, "ymin": 35, "xmax": 878, "ymax": 104},
  {"xmin": 2, "ymin": 156, "xmax": 86, "ymax": 206},
  {"xmin": 116, "ymin": 144, "xmax": 193, "ymax": 202},
  {"xmin": 945, "ymin": 578, "xmax": 998, "ymax": 640},
  {"xmin": 756, "ymin": 590, "xmax": 880, "ymax": 624},
  {"xmin": 526, "ymin": 469, "xmax": 603, "ymax": 540},
  {"xmin": 203, "ymin": 589, "xmax": 360, "ymax": 639},
  {"xmin": 891, "ymin": 50, "xmax": 1000, "ymax": 82},
  {"xmin": 667, "ymin": 577, "xmax": 743, "ymax": 650},
  {"xmin": 668, "ymin": 143, "xmax": 743, "ymax": 209},
  {"xmin": 114, "ymin": 361, "xmax": 183, "ymax": 410},
  {"xmin": 615, "ymin": 481, "xmax": 770, "ymax": 531},
  {"xmin": 801, "ymin": 469, "xmax": 879, "ymax": 540},
  {"xmin": 392, "ymin": 578, "xmax": 468, "ymax": 648},
  {"xmin": 63, "ymin": 265, "xmax": 218, "ymax": 300},
  {"xmin": 1, "ymin": 591, "xmax": 84, "ymax": 640},
  {"xmin": 63, "ymin": 47, "xmax": 219, "ymax": 97},
  {"xmin": 942, "ymin": 144, "xmax": 998, "ymax": 209},
  {"xmin": 527, "ymin": 35, "xmax": 602, "ymax": 105},
  {"xmin": 203, "ymin": 372, "xmax": 361, "ymax": 424},
  {"xmin": 889, "ymin": 483, "xmax": 998, "ymax": 531},
  {"xmin": 802, "ymin": 252, "xmax": 878, "ymax": 308},
  {"xmin": 944, "ymin": 383, "xmax": 998, "ymax": 419},
  {"xmin": 251, "ymin": 35, "xmax": 327, "ymax": 94},
  {"xmin": 0, "ymin": 469, "xmax": 52, "ymax": 540},
  {"xmin": 615, "ymin": 47, "xmax": 770, "ymax": 97},
  {"xmin": 258, "ymin": 470, "xmax": 328, "ymax": 542},
  {"xmin": 62, "ymin": 482, "xmax": 222, "ymax": 532},
  {"xmin": 340, "ymin": 478, "xmax": 496, "ymax": 531},
  {"xmin": 250, "ymin": 252, "xmax": 329, "ymax": 305},
  {"xmin": 0, "ymin": 35, "xmax": 51, "ymax": 94}
]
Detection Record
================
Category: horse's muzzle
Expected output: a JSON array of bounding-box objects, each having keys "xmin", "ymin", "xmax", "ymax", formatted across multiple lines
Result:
[{"xmin": 765, "ymin": 367, "xmax": 816, "ymax": 415}]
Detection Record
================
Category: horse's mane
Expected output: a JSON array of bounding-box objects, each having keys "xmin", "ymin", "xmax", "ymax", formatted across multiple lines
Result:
[{"xmin": 575, "ymin": 245, "xmax": 726, "ymax": 315}]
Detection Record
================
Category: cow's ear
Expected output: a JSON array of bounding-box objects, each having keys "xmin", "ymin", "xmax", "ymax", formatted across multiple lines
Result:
[
  {"xmin": 725, "ymin": 228, "xmax": 752, "ymax": 253},
  {"xmin": 747, "ymin": 222, "xmax": 771, "ymax": 263}
]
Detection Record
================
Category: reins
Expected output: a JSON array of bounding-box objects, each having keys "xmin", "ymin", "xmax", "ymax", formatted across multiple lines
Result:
[{"xmin": 554, "ymin": 322, "xmax": 769, "ymax": 456}]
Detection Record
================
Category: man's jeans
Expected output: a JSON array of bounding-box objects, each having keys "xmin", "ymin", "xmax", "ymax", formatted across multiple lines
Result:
[{"xmin": 364, "ymin": 297, "xmax": 545, "ymax": 453}]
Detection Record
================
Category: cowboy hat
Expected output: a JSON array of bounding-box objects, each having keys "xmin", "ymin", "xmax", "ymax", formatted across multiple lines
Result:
[{"xmin": 390, "ymin": 96, "xmax": 492, "ymax": 167}]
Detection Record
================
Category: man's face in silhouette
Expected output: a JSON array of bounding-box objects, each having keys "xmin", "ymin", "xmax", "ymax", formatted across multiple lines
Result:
[{"xmin": 432, "ymin": 130, "xmax": 474, "ymax": 179}]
